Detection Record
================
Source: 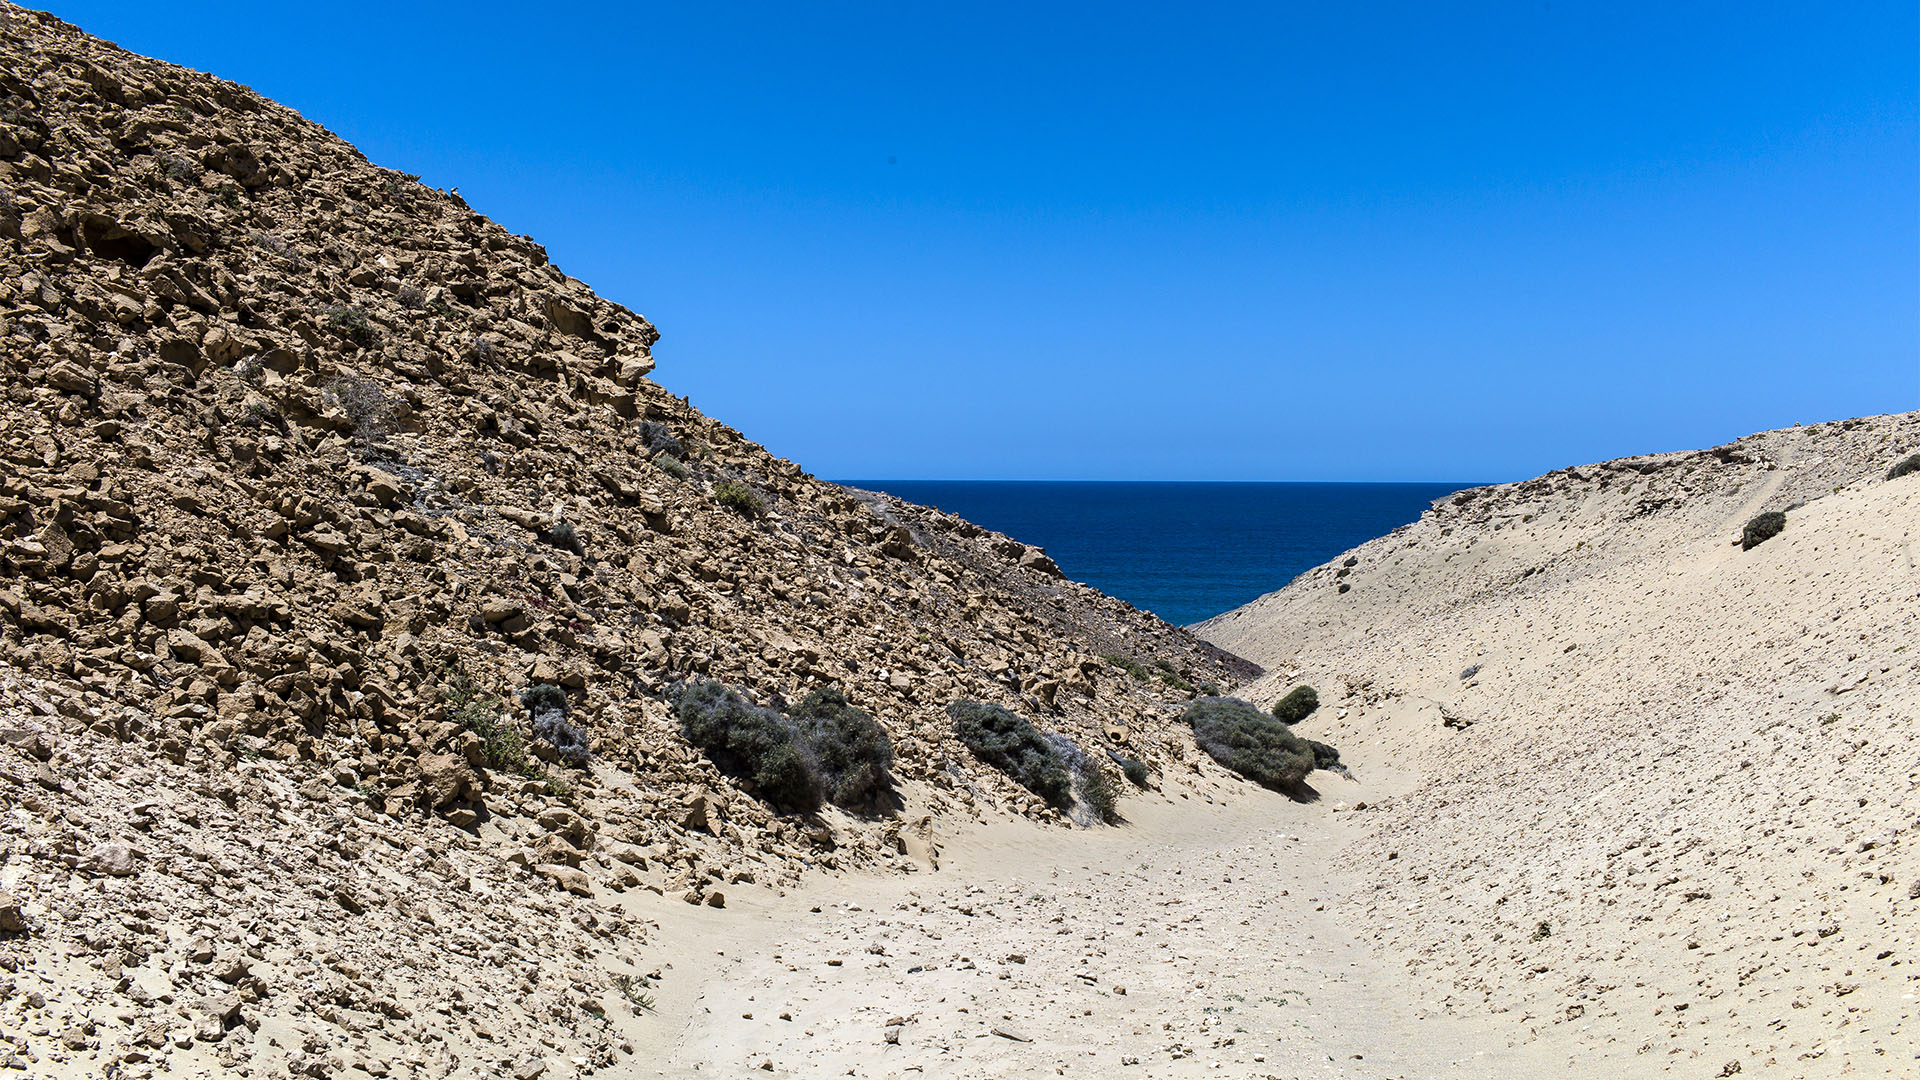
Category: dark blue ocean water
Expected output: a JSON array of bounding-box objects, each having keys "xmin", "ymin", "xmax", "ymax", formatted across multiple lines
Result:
[{"xmin": 845, "ymin": 481, "xmax": 1474, "ymax": 627}]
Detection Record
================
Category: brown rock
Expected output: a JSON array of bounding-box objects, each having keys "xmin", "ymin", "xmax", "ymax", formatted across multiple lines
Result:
[{"xmin": 418, "ymin": 753, "xmax": 475, "ymax": 808}]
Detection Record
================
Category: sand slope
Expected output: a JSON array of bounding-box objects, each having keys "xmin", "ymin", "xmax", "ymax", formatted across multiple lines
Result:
[{"xmin": 1198, "ymin": 413, "xmax": 1920, "ymax": 1074}]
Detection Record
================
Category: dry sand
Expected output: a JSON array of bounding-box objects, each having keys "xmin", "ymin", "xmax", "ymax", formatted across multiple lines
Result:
[{"xmin": 638, "ymin": 772, "xmax": 1568, "ymax": 1079}]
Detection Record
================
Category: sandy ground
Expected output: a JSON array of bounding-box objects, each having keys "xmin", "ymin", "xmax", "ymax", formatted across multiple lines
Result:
[
  {"xmin": 634, "ymin": 771, "xmax": 1574, "ymax": 1080},
  {"xmin": 1198, "ymin": 415, "xmax": 1920, "ymax": 1077}
]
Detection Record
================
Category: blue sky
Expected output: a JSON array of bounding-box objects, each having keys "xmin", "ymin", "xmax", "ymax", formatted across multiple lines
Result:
[{"xmin": 45, "ymin": 2, "xmax": 1918, "ymax": 480}]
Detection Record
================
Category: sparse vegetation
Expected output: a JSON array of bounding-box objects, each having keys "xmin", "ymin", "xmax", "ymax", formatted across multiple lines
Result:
[
  {"xmin": 1887, "ymin": 453, "xmax": 1920, "ymax": 481},
  {"xmin": 323, "ymin": 375, "xmax": 395, "ymax": 448},
  {"xmin": 1101, "ymin": 653, "xmax": 1194, "ymax": 692},
  {"xmin": 677, "ymin": 680, "xmax": 822, "ymax": 811},
  {"xmin": 1269, "ymin": 686, "xmax": 1319, "ymax": 725},
  {"xmin": 522, "ymin": 683, "xmax": 590, "ymax": 767},
  {"xmin": 789, "ymin": 688, "xmax": 896, "ymax": 809},
  {"xmin": 947, "ymin": 700, "xmax": 1072, "ymax": 810},
  {"xmin": 1117, "ymin": 755, "xmax": 1150, "ymax": 788},
  {"xmin": 1182, "ymin": 697, "xmax": 1329, "ymax": 792},
  {"xmin": 321, "ymin": 304, "xmax": 379, "ymax": 348},
  {"xmin": 654, "ymin": 454, "xmax": 690, "ymax": 480},
  {"xmin": 1741, "ymin": 510, "xmax": 1786, "ymax": 550},
  {"xmin": 161, "ymin": 155, "xmax": 199, "ymax": 183},
  {"xmin": 444, "ymin": 668, "xmax": 534, "ymax": 775},
  {"xmin": 612, "ymin": 973, "xmax": 655, "ymax": 1012},
  {"xmin": 713, "ymin": 480, "xmax": 765, "ymax": 518},
  {"xmin": 545, "ymin": 520, "xmax": 581, "ymax": 553},
  {"xmin": 1077, "ymin": 760, "xmax": 1120, "ymax": 824}
]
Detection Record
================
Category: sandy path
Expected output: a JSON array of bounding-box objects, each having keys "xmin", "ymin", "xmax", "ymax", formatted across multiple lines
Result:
[{"xmin": 634, "ymin": 779, "xmax": 1567, "ymax": 1079}]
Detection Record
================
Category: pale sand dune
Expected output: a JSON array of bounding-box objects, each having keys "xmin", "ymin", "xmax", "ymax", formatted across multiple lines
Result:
[{"xmin": 1199, "ymin": 412, "xmax": 1920, "ymax": 1075}]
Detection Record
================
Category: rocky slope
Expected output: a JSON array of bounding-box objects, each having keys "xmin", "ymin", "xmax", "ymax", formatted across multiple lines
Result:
[
  {"xmin": 0, "ymin": 5, "xmax": 1255, "ymax": 1077},
  {"xmin": 1199, "ymin": 412, "xmax": 1920, "ymax": 1073}
]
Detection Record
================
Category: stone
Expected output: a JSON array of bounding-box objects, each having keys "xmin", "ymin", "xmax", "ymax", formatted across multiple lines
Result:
[
  {"xmin": 0, "ymin": 892, "xmax": 26, "ymax": 933},
  {"xmin": 83, "ymin": 842, "xmax": 140, "ymax": 877},
  {"xmin": 536, "ymin": 864, "xmax": 592, "ymax": 897},
  {"xmin": 418, "ymin": 752, "xmax": 475, "ymax": 808}
]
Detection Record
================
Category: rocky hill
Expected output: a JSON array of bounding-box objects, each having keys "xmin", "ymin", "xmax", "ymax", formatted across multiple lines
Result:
[
  {"xmin": 1199, "ymin": 412, "xmax": 1920, "ymax": 1072},
  {"xmin": 0, "ymin": 6, "xmax": 1255, "ymax": 1077}
]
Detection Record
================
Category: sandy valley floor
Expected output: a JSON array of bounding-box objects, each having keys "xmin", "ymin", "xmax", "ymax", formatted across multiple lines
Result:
[{"xmin": 638, "ymin": 772, "xmax": 1572, "ymax": 1080}]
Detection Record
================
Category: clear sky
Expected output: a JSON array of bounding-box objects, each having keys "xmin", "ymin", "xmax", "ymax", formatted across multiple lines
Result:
[{"xmin": 40, "ymin": 2, "xmax": 1919, "ymax": 481}]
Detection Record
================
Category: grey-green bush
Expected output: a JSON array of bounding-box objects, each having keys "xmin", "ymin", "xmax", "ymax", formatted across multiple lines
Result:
[
  {"xmin": 790, "ymin": 688, "xmax": 895, "ymax": 809},
  {"xmin": 1270, "ymin": 686, "xmax": 1319, "ymax": 725},
  {"xmin": 1303, "ymin": 737, "xmax": 1341, "ymax": 771},
  {"xmin": 1887, "ymin": 453, "xmax": 1920, "ymax": 481},
  {"xmin": 947, "ymin": 700, "xmax": 1072, "ymax": 810},
  {"xmin": 521, "ymin": 683, "xmax": 589, "ymax": 767},
  {"xmin": 1182, "ymin": 697, "xmax": 1327, "ymax": 792},
  {"xmin": 676, "ymin": 681, "xmax": 822, "ymax": 811},
  {"xmin": 1742, "ymin": 510, "xmax": 1786, "ymax": 550}
]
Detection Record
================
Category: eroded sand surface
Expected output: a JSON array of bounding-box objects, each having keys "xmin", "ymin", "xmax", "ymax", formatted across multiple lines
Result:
[{"xmin": 642, "ymin": 778, "xmax": 1567, "ymax": 1079}]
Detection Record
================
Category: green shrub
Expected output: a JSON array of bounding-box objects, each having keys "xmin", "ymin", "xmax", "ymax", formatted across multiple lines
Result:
[
  {"xmin": 1303, "ymin": 737, "xmax": 1341, "ymax": 771},
  {"xmin": 1182, "ymin": 697, "xmax": 1327, "ymax": 791},
  {"xmin": 654, "ymin": 454, "xmax": 690, "ymax": 480},
  {"xmin": 1077, "ymin": 761, "xmax": 1120, "ymax": 824},
  {"xmin": 947, "ymin": 700, "xmax": 1071, "ymax": 809},
  {"xmin": 1270, "ymin": 686, "xmax": 1319, "ymax": 725},
  {"xmin": 713, "ymin": 480, "xmax": 765, "ymax": 518},
  {"xmin": 637, "ymin": 420, "xmax": 682, "ymax": 457},
  {"xmin": 320, "ymin": 305, "xmax": 379, "ymax": 348},
  {"xmin": 1117, "ymin": 756, "xmax": 1150, "ymax": 788},
  {"xmin": 545, "ymin": 520, "xmax": 581, "ymax": 553},
  {"xmin": 790, "ymin": 688, "xmax": 895, "ymax": 809},
  {"xmin": 1741, "ymin": 510, "xmax": 1786, "ymax": 550},
  {"xmin": 677, "ymin": 681, "xmax": 821, "ymax": 811},
  {"xmin": 521, "ymin": 683, "xmax": 567, "ymax": 716},
  {"xmin": 445, "ymin": 668, "xmax": 535, "ymax": 775},
  {"xmin": 1887, "ymin": 453, "xmax": 1920, "ymax": 481},
  {"xmin": 1102, "ymin": 653, "xmax": 1192, "ymax": 692}
]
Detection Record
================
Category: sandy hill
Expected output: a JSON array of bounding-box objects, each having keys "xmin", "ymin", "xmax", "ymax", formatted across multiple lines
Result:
[
  {"xmin": 1199, "ymin": 412, "xmax": 1920, "ymax": 1073},
  {"xmin": 0, "ymin": 6, "xmax": 1253, "ymax": 1077}
]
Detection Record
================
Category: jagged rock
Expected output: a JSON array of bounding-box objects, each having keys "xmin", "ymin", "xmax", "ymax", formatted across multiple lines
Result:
[{"xmin": 418, "ymin": 752, "xmax": 476, "ymax": 808}]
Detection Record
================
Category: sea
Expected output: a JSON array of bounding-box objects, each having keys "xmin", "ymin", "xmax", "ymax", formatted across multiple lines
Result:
[{"xmin": 844, "ymin": 481, "xmax": 1476, "ymax": 627}]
